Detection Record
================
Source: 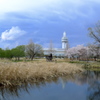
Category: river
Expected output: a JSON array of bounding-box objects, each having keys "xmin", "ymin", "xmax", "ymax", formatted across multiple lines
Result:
[{"xmin": 0, "ymin": 70, "xmax": 100, "ymax": 100}]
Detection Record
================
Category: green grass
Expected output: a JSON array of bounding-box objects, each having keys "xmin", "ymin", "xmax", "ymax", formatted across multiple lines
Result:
[
  {"xmin": 69, "ymin": 60, "xmax": 87, "ymax": 64},
  {"xmin": 68, "ymin": 60, "xmax": 100, "ymax": 71},
  {"xmin": 88, "ymin": 68, "xmax": 100, "ymax": 71}
]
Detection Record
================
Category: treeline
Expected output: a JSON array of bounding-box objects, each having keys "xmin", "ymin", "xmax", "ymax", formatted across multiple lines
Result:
[
  {"xmin": 0, "ymin": 40, "xmax": 44, "ymax": 60},
  {"xmin": 66, "ymin": 44, "xmax": 100, "ymax": 61},
  {"xmin": 0, "ymin": 45, "xmax": 25, "ymax": 60}
]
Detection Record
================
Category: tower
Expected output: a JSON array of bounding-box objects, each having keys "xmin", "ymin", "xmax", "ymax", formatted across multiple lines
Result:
[{"xmin": 62, "ymin": 32, "xmax": 68, "ymax": 49}]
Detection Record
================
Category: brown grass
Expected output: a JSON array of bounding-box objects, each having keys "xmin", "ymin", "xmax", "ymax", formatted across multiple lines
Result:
[{"xmin": 0, "ymin": 59, "xmax": 83, "ymax": 86}]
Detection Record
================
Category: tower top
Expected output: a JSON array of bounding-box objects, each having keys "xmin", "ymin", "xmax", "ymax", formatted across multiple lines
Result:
[
  {"xmin": 62, "ymin": 32, "xmax": 67, "ymax": 42},
  {"xmin": 62, "ymin": 32, "xmax": 68, "ymax": 49},
  {"xmin": 63, "ymin": 32, "xmax": 66, "ymax": 37}
]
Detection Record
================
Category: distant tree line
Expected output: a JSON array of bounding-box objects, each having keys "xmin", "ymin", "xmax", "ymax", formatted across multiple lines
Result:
[
  {"xmin": 0, "ymin": 40, "xmax": 44, "ymax": 60},
  {"xmin": 66, "ymin": 44, "xmax": 100, "ymax": 61}
]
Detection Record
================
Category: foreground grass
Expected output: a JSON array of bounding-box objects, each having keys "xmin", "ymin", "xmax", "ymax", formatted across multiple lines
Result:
[{"xmin": 0, "ymin": 59, "xmax": 83, "ymax": 86}]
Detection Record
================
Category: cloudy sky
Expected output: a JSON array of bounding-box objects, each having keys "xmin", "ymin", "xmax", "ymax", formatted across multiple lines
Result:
[{"xmin": 0, "ymin": 0, "xmax": 100, "ymax": 49}]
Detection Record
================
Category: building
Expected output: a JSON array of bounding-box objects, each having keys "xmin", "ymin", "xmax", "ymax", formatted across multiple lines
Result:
[{"xmin": 43, "ymin": 32, "xmax": 69, "ymax": 57}]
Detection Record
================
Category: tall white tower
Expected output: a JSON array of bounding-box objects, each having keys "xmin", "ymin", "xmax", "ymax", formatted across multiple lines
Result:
[{"xmin": 62, "ymin": 32, "xmax": 68, "ymax": 49}]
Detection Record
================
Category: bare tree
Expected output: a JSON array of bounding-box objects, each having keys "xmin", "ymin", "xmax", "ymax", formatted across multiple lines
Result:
[
  {"xmin": 64, "ymin": 41, "xmax": 69, "ymax": 57},
  {"xmin": 48, "ymin": 40, "xmax": 55, "ymax": 55},
  {"xmin": 88, "ymin": 21, "xmax": 100, "ymax": 44},
  {"xmin": 25, "ymin": 40, "xmax": 43, "ymax": 60}
]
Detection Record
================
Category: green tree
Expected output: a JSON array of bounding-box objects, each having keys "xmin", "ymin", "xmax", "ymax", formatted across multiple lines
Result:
[
  {"xmin": 0, "ymin": 48, "xmax": 5, "ymax": 58},
  {"xmin": 5, "ymin": 48, "xmax": 12, "ymax": 59},
  {"xmin": 11, "ymin": 45, "xmax": 25, "ymax": 60}
]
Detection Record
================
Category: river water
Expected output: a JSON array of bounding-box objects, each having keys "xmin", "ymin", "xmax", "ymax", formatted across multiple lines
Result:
[{"xmin": 0, "ymin": 70, "xmax": 100, "ymax": 100}]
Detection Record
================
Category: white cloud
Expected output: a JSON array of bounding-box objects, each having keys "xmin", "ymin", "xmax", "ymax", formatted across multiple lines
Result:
[{"xmin": 1, "ymin": 26, "xmax": 26, "ymax": 40}]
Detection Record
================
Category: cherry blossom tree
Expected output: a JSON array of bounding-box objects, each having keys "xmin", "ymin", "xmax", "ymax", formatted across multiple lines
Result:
[
  {"xmin": 66, "ymin": 45, "xmax": 92, "ymax": 61},
  {"xmin": 88, "ymin": 44, "xmax": 100, "ymax": 60}
]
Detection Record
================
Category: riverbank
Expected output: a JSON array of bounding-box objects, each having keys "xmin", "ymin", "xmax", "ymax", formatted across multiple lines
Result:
[
  {"xmin": 0, "ymin": 59, "xmax": 83, "ymax": 86},
  {"xmin": 68, "ymin": 60, "xmax": 100, "ymax": 71}
]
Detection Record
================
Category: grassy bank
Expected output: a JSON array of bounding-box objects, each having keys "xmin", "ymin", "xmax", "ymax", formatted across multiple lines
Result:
[
  {"xmin": 68, "ymin": 60, "xmax": 100, "ymax": 71},
  {"xmin": 0, "ymin": 59, "xmax": 83, "ymax": 86}
]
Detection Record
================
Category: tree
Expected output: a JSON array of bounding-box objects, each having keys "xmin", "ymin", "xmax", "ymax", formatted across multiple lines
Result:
[
  {"xmin": 88, "ymin": 21, "xmax": 100, "ymax": 60},
  {"xmin": 66, "ymin": 47, "xmax": 79, "ymax": 59},
  {"xmin": 88, "ymin": 21, "xmax": 100, "ymax": 44},
  {"xmin": 63, "ymin": 41, "xmax": 69, "ymax": 58},
  {"xmin": 25, "ymin": 40, "xmax": 43, "ymax": 60},
  {"xmin": 4, "ymin": 48, "xmax": 12, "ymax": 59},
  {"xmin": 88, "ymin": 44, "xmax": 100, "ymax": 60},
  {"xmin": 66, "ymin": 45, "xmax": 91, "ymax": 61},
  {"xmin": 0, "ymin": 48, "xmax": 5, "ymax": 58},
  {"xmin": 11, "ymin": 45, "xmax": 25, "ymax": 60},
  {"xmin": 48, "ymin": 40, "xmax": 55, "ymax": 55}
]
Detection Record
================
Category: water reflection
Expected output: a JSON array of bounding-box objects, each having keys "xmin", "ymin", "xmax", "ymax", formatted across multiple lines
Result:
[
  {"xmin": 86, "ymin": 71, "xmax": 100, "ymax": 100},
  {"xmin": 0, "ymin": 77, "xmax": 60, "ymax": 100},
  {"xmin": 0, "ymin": 71, "xmax": 100, "ymax": 100},
  {"xmin": 57, "ymin": 71, "xmax": 100, "ymax": 100}
]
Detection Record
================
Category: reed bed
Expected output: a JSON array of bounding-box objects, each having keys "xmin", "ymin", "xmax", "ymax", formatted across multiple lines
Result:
[{"xmin": 0, "ymin": 59, "xmax": 83, "ymax": 86}]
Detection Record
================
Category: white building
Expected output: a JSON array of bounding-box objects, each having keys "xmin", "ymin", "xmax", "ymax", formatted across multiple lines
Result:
[{"xmin": 43, "ymin": 32, "xmax": 69, "ymax": 57}]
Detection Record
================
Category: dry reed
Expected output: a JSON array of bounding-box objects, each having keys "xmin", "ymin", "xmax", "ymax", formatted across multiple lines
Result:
[{"xmin": 0, "ymin": 59, "xmax": 83, "ymax": 86}]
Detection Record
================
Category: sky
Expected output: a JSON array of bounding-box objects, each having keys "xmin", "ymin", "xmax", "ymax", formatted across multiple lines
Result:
[{"xmin": 0, "ymin": 0, "xmax": 100, "ymax": 49}]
